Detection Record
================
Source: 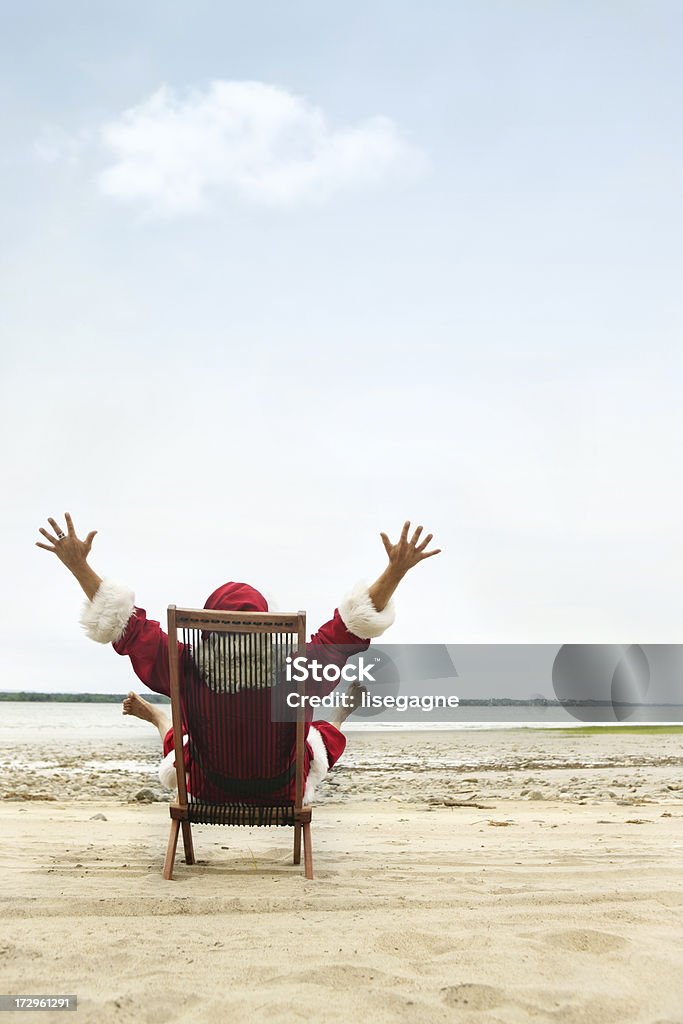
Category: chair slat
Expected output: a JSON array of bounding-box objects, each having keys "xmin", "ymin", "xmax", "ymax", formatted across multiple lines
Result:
[{"xmin": 173, "ymin": 607, "xmax": 303, "ymax": 632}]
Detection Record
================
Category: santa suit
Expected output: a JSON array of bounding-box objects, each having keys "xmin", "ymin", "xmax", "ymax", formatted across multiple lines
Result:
[{"xmin": 80, "ymin": 579, "xmax": 395, "ymax": 804}]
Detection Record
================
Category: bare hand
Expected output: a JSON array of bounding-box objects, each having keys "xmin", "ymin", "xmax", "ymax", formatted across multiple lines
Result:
[
  {"xmin": 380, "ymin": 521, "xmax": 441, "ymax": 576},
  {"xmin": 36, "ymin": 513, "xmax": 97, "ymax": 572}
]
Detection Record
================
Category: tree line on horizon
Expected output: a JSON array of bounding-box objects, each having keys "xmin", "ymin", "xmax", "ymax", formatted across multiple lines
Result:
[{"xmin": 0, "ymin": 692, "xmax": 171, "ymax": 704}]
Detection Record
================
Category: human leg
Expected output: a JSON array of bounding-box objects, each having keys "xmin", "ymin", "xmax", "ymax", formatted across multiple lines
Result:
[
  {"xmin": 329, "ymin": 680, "xmax": 367, "ymax": 730},
  {"xmin": 302, "ymin": 682, "xmax": 366, "ymax": 804},
  {"xmin": 122, "ymin": 691, "xmax": 172, "ymax": 743}
]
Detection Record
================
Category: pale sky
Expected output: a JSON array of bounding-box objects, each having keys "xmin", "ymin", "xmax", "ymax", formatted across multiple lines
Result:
[{"xmin": 2, "ymin": 1, "xmax": 683, "ymax": 692}]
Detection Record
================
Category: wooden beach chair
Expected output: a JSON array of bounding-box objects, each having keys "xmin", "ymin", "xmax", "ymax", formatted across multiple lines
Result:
[{"xmin": 163, "ymin": 605, "xmax": 312, "ymax": 880}]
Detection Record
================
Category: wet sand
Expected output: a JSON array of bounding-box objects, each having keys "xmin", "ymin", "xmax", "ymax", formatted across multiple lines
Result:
[{"xmin": 2, "ymin": 726, "xmax": 682, "ymax": 808}]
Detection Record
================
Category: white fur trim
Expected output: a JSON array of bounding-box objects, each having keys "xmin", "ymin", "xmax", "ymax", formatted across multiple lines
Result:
[
  {"xmin": 338, "ymin": 581, "xmax": 395, "ymax": 639},
  {"xmin": 303, "ymin": 725, "xmax": 330, "ymax": 805},
  {"xmin": 158, "ymin": 734, "xmax": 189, "ymax": 790},
  {"xmin": 79, "ymin": 579, "xmax": 135, "ymax": 644}
]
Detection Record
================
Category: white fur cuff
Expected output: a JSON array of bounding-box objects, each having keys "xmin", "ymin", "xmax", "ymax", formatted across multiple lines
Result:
[
  {"xmin": 158, "ymin": 735, "xmax": 189, "ymax": 791},
  {"xmin": 303, "ymin": 726, "xmax": 330, "ymax": 805},
  {"xmin": 338, "ymin": 581, "xmax": 395, "ymax": 639},
  {"xmin": 80, "ymin": 578, "xmax": 135, "ymax": 644}
]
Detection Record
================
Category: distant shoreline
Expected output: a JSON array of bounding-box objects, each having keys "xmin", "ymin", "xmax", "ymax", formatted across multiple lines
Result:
[{"xmin": 0, "ymin": 692, "xmax": 171, "ymax": 704}]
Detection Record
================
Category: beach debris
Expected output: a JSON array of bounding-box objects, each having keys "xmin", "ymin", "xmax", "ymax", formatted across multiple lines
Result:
[
  {"xmin": 3, "ymin": 792, "xmax": 56, "ymax": 801},
  {"xmin": 89, "ymin": 813, "xmax": 107, "ymax": 821},
  {"xmin": 133, "ymin": 788, "xmax": 157, "ymax": 803},
  {"xmin": 488, "ymin": 819, "xmax": 515, "ymax": 827},
  {"xmin": 432, "ymin": 798, "xmax": 493, "ymax": 810}
]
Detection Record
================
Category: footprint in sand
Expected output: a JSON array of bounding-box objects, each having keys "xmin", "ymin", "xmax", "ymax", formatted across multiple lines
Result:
[
  {"xmin": 547, "ymin": 928, "xmax": 628, "ymax": 954},
  {"xmin": 441, "ymin": 983, "xmax": 505, "ymax": 1011},
  {"xmin": 376, "ymin": 930, "xmax": 454, "ymax": 958},
  {"xmin": 544, "ymin": 994, "xmax": 640, "ymax": 1023},
  {"xmin": 295, "ymin": 964, "xmax": 402, "ymax": 990}
]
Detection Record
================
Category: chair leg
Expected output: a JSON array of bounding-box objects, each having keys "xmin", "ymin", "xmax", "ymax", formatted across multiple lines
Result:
[
  {"xmin": 181, "ymin": 820, "xmax": 195, "ymax": 865},
  {"xmin": 293, "ymin": 823, "xmax": 302, "ymax": 865},
  {"xmin": 302, "ymin": 821, "xmax": 313, "ymax": 880},
  {"xmin": 163, "ymin": 818, "xmax": 180, "ymax": 880}
]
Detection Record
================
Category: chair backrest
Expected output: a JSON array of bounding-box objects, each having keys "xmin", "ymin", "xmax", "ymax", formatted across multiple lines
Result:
[{"xmin": 167, "ymin": 605, "xmax": 307, "ymax": 825}]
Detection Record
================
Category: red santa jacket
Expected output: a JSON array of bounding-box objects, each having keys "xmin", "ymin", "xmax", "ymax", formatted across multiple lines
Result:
[{"xmin": 80, "ymin": 579, "xmax": 395, "ymax": 803}]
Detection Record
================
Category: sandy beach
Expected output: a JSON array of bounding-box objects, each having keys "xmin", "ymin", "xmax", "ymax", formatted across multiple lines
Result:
[{"xmin": 1, "ymin": 724, "xmax": 682, "ymax": 1022}]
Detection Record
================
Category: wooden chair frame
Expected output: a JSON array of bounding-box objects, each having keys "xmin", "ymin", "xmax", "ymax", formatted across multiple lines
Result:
[{"xmin": 163, "ymin": 605, "xmax": 312, "ymax": 880}]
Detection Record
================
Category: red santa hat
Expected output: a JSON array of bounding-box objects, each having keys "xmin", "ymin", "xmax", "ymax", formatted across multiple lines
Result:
[
  {"xmin": 204, "ymin": 581, "xmax": 269, "ymax": 614},
  {"xmin": 201, "ymin": 582, "xmax": 268, "ymax": 639}
]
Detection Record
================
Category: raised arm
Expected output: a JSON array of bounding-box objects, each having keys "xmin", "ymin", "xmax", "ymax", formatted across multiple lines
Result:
[
  {"xmin": 36, "ymin": 513, "xmax": 102, "ymax": 599},
  {"xmin": 368, "ymin": 521, "xmax": 441, "ymax": 611},
  {"xmin": 302, "ymin": 522, "xmax": 440, "ymax": 702},
  {"xmin": 310, "ymin": 520, "xmax": 441, "ymax": 646},
  {"xmin": 36, "ymin": 512, "xmax": 174, "ymax": 697}
]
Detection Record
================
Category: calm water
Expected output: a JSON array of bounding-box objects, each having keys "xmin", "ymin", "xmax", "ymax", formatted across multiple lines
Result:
[
  {"xmin": 0, "ymin": 701, "xmax": 681, "ymax": 746},
  {"xmin": 0, "ymin": 702, "xmax": 161, "ymax": 744}
]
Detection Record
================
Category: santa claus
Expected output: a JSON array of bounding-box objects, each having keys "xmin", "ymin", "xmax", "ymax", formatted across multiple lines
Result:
[{"xmin": 36, "ymin": 514, "xmax": 440, "ymax": 802}]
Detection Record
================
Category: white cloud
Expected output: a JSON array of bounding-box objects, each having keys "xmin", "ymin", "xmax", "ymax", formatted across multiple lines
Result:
[{"xmin": 97, "ymin": 80, "xmax": 426, "ymax": 215}]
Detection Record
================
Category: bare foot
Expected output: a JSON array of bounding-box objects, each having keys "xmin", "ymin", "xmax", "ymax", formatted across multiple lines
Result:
[
  {"xmin": 122, "ymin": 691, "xmax": 171, "ymax": 741},
  {"xmin": 330, "ymin": 681, "xmax": 367, "ymax": 728},
  {"xmin": 122, "ymin": 691, "xmax": 159, "ymax": 724}
]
